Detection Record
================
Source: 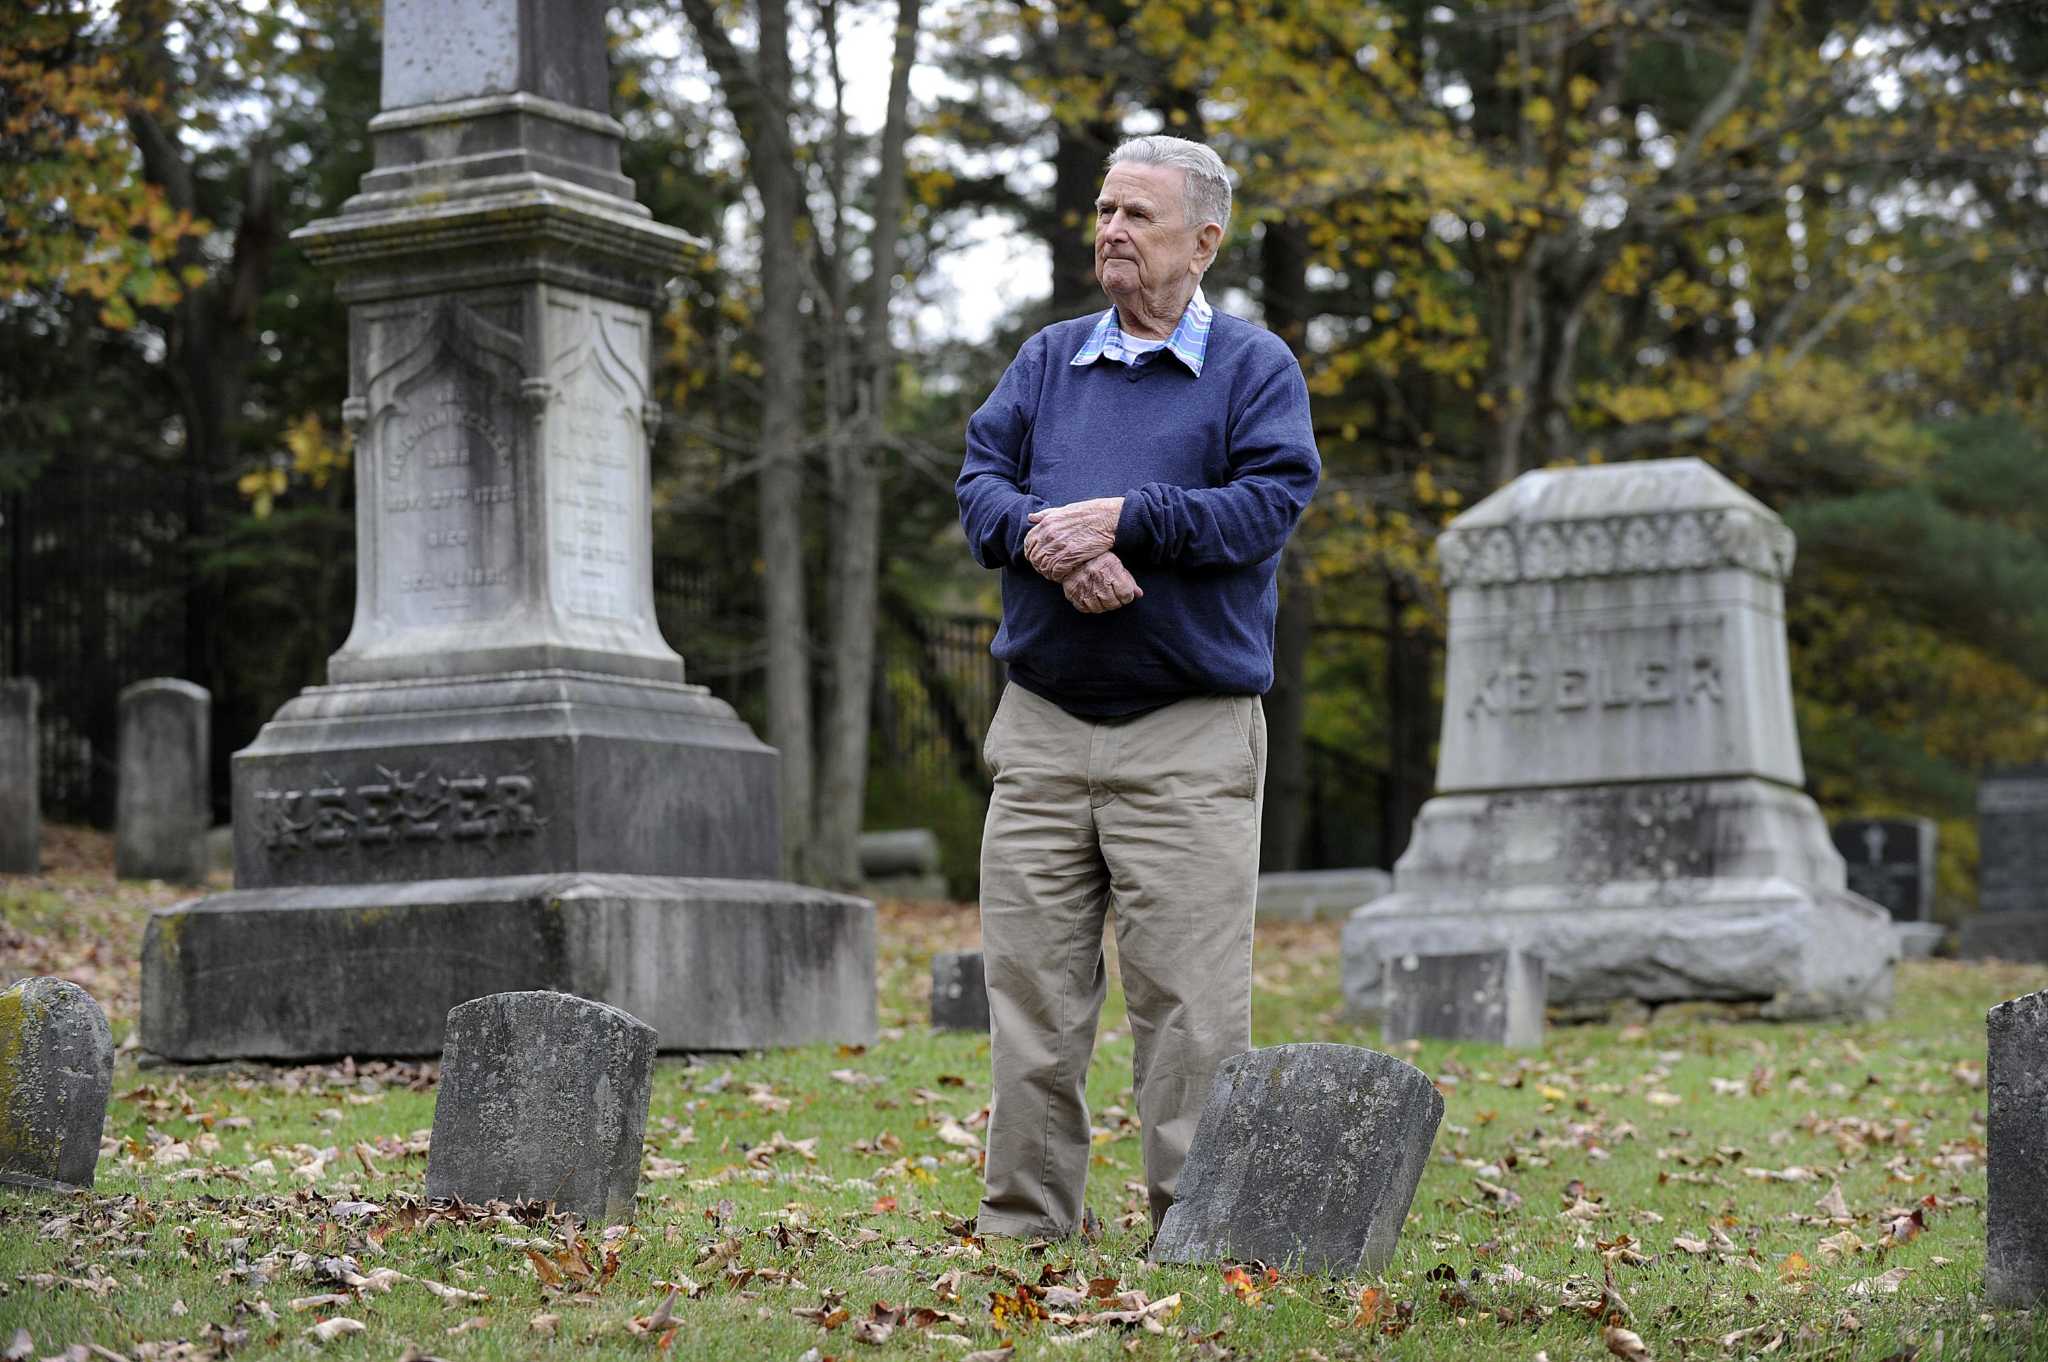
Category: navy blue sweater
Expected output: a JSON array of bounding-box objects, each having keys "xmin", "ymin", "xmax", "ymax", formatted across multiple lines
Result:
[{"xmin": 957, "ymin": 309, "xmax": 1321, "ymax": 718}]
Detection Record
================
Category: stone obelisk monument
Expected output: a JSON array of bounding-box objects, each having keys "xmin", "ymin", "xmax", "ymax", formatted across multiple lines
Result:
[
  {"xmin": 1342, "ymin": 459, "xmax": 1895, "ymax": 1021},
  {"xmin": 141, "ymin": 0, "xmax": 876, "ymax": 1058}
]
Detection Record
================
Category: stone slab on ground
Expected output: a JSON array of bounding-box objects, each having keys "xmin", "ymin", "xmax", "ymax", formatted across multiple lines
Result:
[
  {"xmin": 1152, "ymin": 1043, "xmax": 1443, "ymax": 1275},
  {"xmin": 930, "ymin": 951, "xmax": 989, "ymax": 1032},
  {"xmin": 1960, "ymin": 912, "xmax": 2048, "ymax": 965},
  {"xmin": 1255, "ymin": 868, "xmax": 1392, "ymax": 922},
  {"xmin": 426, "ymin": 990, "xmax": 654, "ymax": 1225},
  {"xmin": 0, "ymin": 977, "xmax": 114, "ymax": 1191},
  {"xmin": 0, "ymin": 679, "xmax": 37, "ymax": 874},
  {"xmin": 860, "ymin": 829, "xmax": 940, "ymax": 878},
  {"xmin": 1987, "ymin": 987, "xmax": 2048, "ymax": 1307},
  {"xmin": 142, "ymin": 873, "xmax": 876, "ymax": 1059},
  {"xmin": 1896, "ymin": 922, "xmax": 1945, "ymax": 959},
  {"xmin": 1345, "ymin": 874, "xmax": 1894, "ymax": 1021},
  {"xmin": 1383, "ymin": 948, "xmax": 1544, "ymax": 1049},
  {"xmin": 116, "ymin": 678, "xmax": 210, "ymax": 884}
]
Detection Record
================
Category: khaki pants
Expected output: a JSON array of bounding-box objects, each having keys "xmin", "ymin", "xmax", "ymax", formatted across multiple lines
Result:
[{"xmin": 976, "ymin": 683, "xmax": 1265, "ymax": 1238}]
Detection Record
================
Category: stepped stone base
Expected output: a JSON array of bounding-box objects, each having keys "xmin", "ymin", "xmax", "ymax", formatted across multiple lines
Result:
[
  {"xmin": 1343, "ymin": 877, "xmax": 1895, "ymax": 1022},
  {"xmin": 141, "ymin": 872, "xmax": 875, "ymax": 1059}
]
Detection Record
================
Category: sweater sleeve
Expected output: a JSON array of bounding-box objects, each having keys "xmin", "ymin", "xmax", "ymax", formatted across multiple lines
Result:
[
  {"xmin": 956, "ymin": 334, "xmax": 1049, "ymax": 572},
  {"xmin": 1113, "ymin": 356, "xmax": 1321, "ymax": 569}
]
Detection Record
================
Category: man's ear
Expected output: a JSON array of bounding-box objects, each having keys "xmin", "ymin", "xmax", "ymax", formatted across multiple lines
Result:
[{"xmin": 1192, "ymin": 221, "xmax": 1224, "ymax": 274}]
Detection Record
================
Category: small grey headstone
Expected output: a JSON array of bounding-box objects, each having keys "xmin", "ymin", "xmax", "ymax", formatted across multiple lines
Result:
[
  {"xmin": 860, "ymin": 829, "xmax": 941, "ymax": 878},
  {"xmin": 115, "ymin": 678, "xmax": 210, "ymax": 883},
  {"xmin": 0, "ymin": 679, "xmax": 37, "ymax": 874},
  {"xmin": 1383, "ymin": 949, "xmax": 1545, "ymax": 1049},
  {"xmin": 1152, "ymin": 1042, "xmax": 1443, "ymax": 1275},
  {"xmin": 0, "ymin": 977, "xmax": 115, "ymax": 1191},
  {"xmin": 1980, "ymin": 769, "xmax": 2048, "ymax": 916},
  {"xmin": 426, "ymin": 991, "xmax": 655, "ymax": 1225},
  {"xmin": 1831, "ymin": 817, "xmax": 1935, "ymax": 923},
  {"xmin": 930, "ymin": 951, "xmax": 989, "ymax": 1032},
  {"xmin": 1988, "ymin": 987, "xmax": 2048, "ymax": 1307}
]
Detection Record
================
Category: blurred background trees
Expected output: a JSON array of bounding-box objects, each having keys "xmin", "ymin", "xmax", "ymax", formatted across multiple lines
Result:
[{"xmin": 3, "ymin": 0, "xmax": 2043, "ymax": 906}]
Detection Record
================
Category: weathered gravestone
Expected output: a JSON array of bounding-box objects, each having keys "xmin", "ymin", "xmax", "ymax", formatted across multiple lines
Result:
[
  {"xmin": 930, "ymin": 951, "xmax": 989, "ymax": 1032},
  {"xmin": 860, "ymin": 828, "xmax": 946, "ymax": 901},
  {"xmin": 1833, "ymin": 817, "xmax": 1942, "ymax": 958},
  {"xmin": 0, "ymin": 679, "xmax": 37, "ymax": 874},
  {"xmin": 1383, "ymin": 949, "xmax": 1545, "ymax": 1049},
  {"xmin": 1152, "ymin": 1043, "xmax": 1442, "ymax": 1274},
  {"xmin": 140, "ymin": 0, "xmax": 876, "ymax": 1058},
  {"xmin": 1986, "ymin": 987, "xmax": 2048, "ymax": 1308},
  {"xmin": 1961, "ymin": 770, "xmax": 2048, "ymax": 963},
  {"xmin": 1255, "ymin": 868, "xmax": 1392, "ymax": 923},
  {"xmin": 0, "ymin": 977, "xmax": 115, "ymax": 1192},
  {"xmin": 426, "ymin": 991, "xmax": 654, "ymax": 1225},
  {"xmin": 1342, "ymin": 459, "xmax": 1895, "ymax": 1021},
  {"xmin": 115, "ymin": 678, "xmax": 210, "ymax": 884}
]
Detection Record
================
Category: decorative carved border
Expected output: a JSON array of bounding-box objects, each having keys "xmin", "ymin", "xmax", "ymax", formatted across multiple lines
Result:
[{"xmin": 1437, "ymin": 508, "xmax": 1796, "ymax": 587}]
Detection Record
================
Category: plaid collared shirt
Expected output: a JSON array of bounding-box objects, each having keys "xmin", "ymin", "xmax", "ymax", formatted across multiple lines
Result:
[{"xmin": 1069, "ymin": 287, "xmax": 1214, "ymax": 377}]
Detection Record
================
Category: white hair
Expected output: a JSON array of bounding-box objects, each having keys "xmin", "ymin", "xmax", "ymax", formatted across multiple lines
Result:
[{"xmin": 1106, "ymin": 135, "xmax": 1232, "ymax": 237}]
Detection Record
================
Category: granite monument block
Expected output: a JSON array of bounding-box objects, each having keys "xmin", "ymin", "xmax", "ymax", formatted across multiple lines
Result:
[
  {"xmin": 1151, "ymin": 1043, "xmax": 1443, "ymax": 1275},
  {"xmin": 0, "ymin": 679, "xmax": 38, "ymax": 874},
  {"xmin": 930, "ymin": 950, "xmax": 989, "ymax": 1032},
  {"xmin": 140, "ymin": 0, "xmax": 876, "ymax": 1059},
  {"xmin": 1987, "ymin": 987, "xmax": 2048, "ymax": 1307},
  {"xmin": 115, "ymin": 678, "xmax": 210, "ymax": 884},
  {"xmin": 0, "ymin": 977, "xmax": 115, "ymax": 1192},
  {"xmin": 1962, "ymin": 770, "xmax": 2048, "ymax": 963},
  {"xmin": 425, "ymin": 990, "xmax": 654, "ymax": 1225},
  {"xmin": 1342, "ymin": 459, "xmax": 1895, "ymax": 1020},
  {"xmin": 1383, "ymin": 948, "xmax": 1545, "ymax": 1049}
]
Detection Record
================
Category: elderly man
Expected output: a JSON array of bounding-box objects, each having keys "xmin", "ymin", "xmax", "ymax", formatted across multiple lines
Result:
[{"xmin": 956, "ymin": 135, "xmax": 1321, "ymax": 1241}]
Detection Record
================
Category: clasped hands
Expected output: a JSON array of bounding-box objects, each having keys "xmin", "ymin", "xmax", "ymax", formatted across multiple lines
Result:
[{"xmin": 1023, "ymin": 496, "xmax": 1141, "ymax": 614}]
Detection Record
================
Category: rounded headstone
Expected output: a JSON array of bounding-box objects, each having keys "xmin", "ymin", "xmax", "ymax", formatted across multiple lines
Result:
[
  {"xmin": 930, "ymin": 951, "xmax": 989, "ymax": 1033},
  {"xmin": 115, "ymin": 677, "xmax": 210, "ymax": 884},
  {"xmin": 0, "ymin": 977, "xmax": 116, "ymax": 1191},
  {"xmin": 1153, "ymin": 1042, "xmax": 1444, "ymax": 1275},
  {"xmin": 426, "ymin": 991, "xmax": 656, "ymax": 1225}
]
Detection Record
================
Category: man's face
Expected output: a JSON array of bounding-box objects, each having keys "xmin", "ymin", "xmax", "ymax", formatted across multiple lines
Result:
[{"xmin": 1094, "ymin": 162, "xmax": 1208, "ymax": 301}]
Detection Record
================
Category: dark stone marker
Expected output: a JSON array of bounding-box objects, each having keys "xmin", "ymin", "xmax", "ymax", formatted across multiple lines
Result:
[
  {"xmin": 1831, "ymin": 818, "xmax": 1935, "ymax": 923},
  {"xmin": 1962, "ymin": 770, "xmax": 2048, "ymax": 963},
  {"xmin": 1988, "ymin": 987, "xmax": 2048, "ymax": 1307},
  {"xmin": 1382, "ymin": 949, "xmax": 1545, "ymax": 1049},
  {"xmin": 0, "ymin": 977, "xmax": 115, "ymax": 1191},
  {"xmin": 426, "ymin": 991, "xmax": 655, "ymax": 1225},
  {"xmin": 115, "ymin": 678, "xmax": 210, "ymax": 884},
  {"xmin": 930, "ymin": 951, "xmax": 989, "ymax": 1032},
  {"xmin": 0, "ymin": 679, "xmax": 37, "ymax": 874},
  {"xmin": 1152, "ymin": 1043, "xmax": 1444, "ymax": 1275}
]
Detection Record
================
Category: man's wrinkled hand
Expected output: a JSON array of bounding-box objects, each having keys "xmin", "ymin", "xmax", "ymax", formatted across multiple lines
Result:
[
  {"xmin": 1061, "ymin": 552, "xmax": 1142, "ymax": 614},
  {"xmin": 1025, "ymin": 497, "xmax": 1124, "ymax": 582}
]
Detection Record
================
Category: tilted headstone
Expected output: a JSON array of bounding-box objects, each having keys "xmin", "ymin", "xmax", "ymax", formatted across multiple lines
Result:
[
  {"xmin": 1342, "ymin": 459, "xmax": 1895, "ymax": 1021},
  {"xmin": 1152, "ymin": 1043, "xmax": 1443, "ymax": 1275},
  {"xmin": 1987, "ymin": 987, "xmax": 2048, "ymax": 1307},
  {"xmin": 1383, "ymin": 949, "xmax": 1545, "ymax": 1049},
  {"xmin": 0, "ymin": 977, "xmax": 115, "ymax": 1192},
  {"xmin": 0, "ymin": 679, "xmax": 38, "ymax": 874},
  {"xmin": 1256, "ymin": 868, "xmax": 1392, "ymax": 923},
  {"xmin": 930, "ymin": 951, "xmax": 989, "ymax": 1032},
  {"xmin": 115, "ymin": 678, "xmax": 210, "ymax": 883},
  {"xmin": 426, "ymin": 991, "xmax": 654, "ymax": 1225},
  {"xmin": 1962, "ymin": 770, "xmax": 2048, "ymax": 963},
  {"xmin": 139, "ymin": 0, "xmax": 876, "ymax": 1059}
]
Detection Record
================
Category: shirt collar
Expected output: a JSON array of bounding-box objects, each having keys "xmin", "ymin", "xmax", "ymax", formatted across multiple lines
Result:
[{"xmin": 1071, "ymin": 287, "xmax": 1214, "ymax": 377}]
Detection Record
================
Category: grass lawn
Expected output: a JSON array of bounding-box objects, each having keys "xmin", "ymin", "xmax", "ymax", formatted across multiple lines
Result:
[{"xmin": 4, "ymin": 828, "xmax": 2046, "ymax": 1361}]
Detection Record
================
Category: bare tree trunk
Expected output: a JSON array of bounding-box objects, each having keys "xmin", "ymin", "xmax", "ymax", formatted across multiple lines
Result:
[
  {"xmin": 1257, "ymin": 216, "xmax": 1313, "ymax": 871},
  {"xmin": 815, "ymin": 0, "xmax": 922, "ymax": 889}
]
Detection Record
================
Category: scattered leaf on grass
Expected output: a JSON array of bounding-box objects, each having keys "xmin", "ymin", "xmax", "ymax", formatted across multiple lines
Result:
[
  {"xmin": 1605, "ymin": 1325, "xmax": 1652, "ymax": 1361},
  {"xmin": 1849, "ymin": 1267, "xmax": 1910, "ymax": 1297},
  {"xmin": 1815, "ymin": 1183, "xmax": 1851, "ymax": 1219},
  {"xmin": 305, "ymin": 1318, "xmax": 366, "ymax": 1344},
  {"xmin": 529, "ymin": 1313, "xmax": 561, "ymax": 1334}
]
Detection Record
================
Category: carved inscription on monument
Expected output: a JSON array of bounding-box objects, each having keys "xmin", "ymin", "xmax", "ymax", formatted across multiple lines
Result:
[
  {"xmin": 1462, "ymin": 620, "xmax": 1730, "ymax": 722},
  {"xmin": 550, "ymin": 360, "xmax": 636, "ymax": 621},
  {"xmin": 252, "ymin": 765, "xmax": 545, "ymax": 853},
  {"xmin": 382, "ymin": 363, "xmax": 520, "ymax": 627}
]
